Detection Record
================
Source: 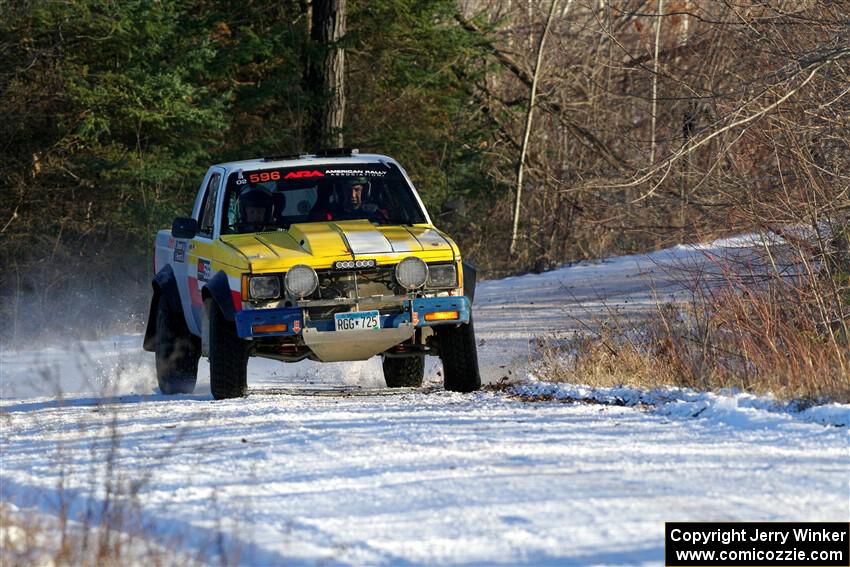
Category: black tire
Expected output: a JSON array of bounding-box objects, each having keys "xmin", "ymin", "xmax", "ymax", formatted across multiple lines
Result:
[
  {"xmin": 155, "ymin": 299, "xmax": 200, "ymax": 395},
  {"xmin": 382, "ymin": 356, "xmax": 425, "ymax": 388},
  {"xmin": 208, "ymin": 299, "xmax": 250, "ymax": 400},
  {"xmin": 435, "ymin": 317, "xmax": 481, "ymax": 393}
]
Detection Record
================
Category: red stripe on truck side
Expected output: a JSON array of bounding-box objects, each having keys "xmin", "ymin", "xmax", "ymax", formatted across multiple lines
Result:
[{"xmin": 188, "ymin": 277, "xmax": 203, "ymax": 307}]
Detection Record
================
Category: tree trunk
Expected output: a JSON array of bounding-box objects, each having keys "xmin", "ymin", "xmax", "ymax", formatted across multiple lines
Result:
[
  {"xmin": 306, "ymin": 0, "xmax": 347, "ymax": 149},
  {"xmin": 649, "ymin": 0, "xmax": 663, "ymax": 164}
]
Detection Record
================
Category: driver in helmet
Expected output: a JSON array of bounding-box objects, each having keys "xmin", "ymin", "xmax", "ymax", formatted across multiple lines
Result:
[
  {"xmin": 237, "ymin": 186, "xmax": 274, "ymax": 232},
  {"xmin": 341, "ymin": 177, "xmax": 388, "ymax": 222},
  {"xmin": 344, "ymin": 178, "xmax": 368, "ymax": 211}
]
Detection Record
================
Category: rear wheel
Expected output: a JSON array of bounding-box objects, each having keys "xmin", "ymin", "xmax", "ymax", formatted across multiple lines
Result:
[
  {"xmin": 208, "ymin": 299, "xmax": 250, "ymax": 399},
  {"xmin": 435, "ymin": 317, "xmax": 481, "ymax": 393},
  {"xmin": 155, "ymin": 299, "xmax": 200, "ymax": 395},
  {"xmin": 383, "ymin": 355, "xmax": 425, "ymax": 388}
]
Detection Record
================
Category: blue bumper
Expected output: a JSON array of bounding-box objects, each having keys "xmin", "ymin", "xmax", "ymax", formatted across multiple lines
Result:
[{"xmin": 235, "ymin": 296, "xmax": 471, "ymax": 339}]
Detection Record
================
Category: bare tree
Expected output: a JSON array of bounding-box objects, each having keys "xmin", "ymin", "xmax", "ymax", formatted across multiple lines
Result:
[
  {"xmin": 509, "ymin": 0, "xmax": 562, "ymax": 256},
  {"xmin": 649, "ymin": 0, "xmax": 663, "ymax": 164}
]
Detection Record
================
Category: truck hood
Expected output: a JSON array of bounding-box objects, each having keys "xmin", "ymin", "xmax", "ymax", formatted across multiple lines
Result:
[{"xmin": 220, "ymin": 220, "xmax": 455, "ymax": 272}]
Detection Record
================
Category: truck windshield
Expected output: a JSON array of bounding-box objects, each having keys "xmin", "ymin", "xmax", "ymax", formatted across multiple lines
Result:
[{"xmin": 221, "ymin": 162, "xmax": 427, "ymax": 234}]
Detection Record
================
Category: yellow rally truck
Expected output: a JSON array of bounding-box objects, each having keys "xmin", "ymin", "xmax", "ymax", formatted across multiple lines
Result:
[{"xmin": 143, "ymin": 149, "xmax": 480, "ymax": 399}]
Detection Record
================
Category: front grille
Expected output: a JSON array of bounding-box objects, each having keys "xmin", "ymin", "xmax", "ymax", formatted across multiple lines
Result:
[{"xmin": 315, "ymin": 266, "xmax": 401, "ymax": 301}]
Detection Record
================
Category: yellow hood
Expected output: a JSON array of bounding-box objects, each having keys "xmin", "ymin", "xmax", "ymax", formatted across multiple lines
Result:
[{"xmin": 220, "ymin": 221, "xmax": 456, "ymax": 272}]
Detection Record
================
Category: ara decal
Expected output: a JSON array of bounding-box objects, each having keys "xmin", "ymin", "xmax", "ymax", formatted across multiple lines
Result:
[{"xmin": 284, "ymin": 170, "xmax": 324, "ymax": 180}]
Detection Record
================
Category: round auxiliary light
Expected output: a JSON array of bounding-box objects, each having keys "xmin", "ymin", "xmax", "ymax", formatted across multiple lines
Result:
[
  {"xmin": 284, "ymin": 264, "xmax": 319, "ymax": 298},
  {"xmin": 395, "ymin": 257, "xmax": 428, "ymax": 290}
]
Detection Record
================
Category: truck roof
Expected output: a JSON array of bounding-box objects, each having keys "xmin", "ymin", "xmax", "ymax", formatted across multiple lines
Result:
[{"xmin": 213, "ymin": 153, "xmax": 399, "ymax": 171}]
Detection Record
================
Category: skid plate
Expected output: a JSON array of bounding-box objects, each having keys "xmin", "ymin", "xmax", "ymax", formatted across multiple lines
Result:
[{"xmin": 301, "ymin": 324, "xmax": 415, "ymax": 361}]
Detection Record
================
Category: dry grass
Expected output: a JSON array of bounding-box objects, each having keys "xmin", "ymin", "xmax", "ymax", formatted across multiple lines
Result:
[
  {"xmin": 0, "ymin": 501, "xmax": 202, "ymax": 567},
  {"xmin": 535, "ymin": 329, "xmax": 676, "ymax": 391},
  {"xmin": 0, "ymin": 504, "xmax": 48, "ymax": 567},
  {"xmin": 536, "ymin": 244, "xmax": 850, "ymax": 403}
]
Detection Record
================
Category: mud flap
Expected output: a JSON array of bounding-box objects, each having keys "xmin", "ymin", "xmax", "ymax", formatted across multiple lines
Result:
[
  {"xmin": 462, "ymin": 261, "xmax": 477, "ymax": 303},
  {"xmin": 143, "ymin": 265, "xmax": 181, "ymax": 352}
]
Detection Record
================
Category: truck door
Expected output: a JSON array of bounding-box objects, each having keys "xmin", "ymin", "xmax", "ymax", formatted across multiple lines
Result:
[{"xmin": 183, "ymin": 168, "xmax": 225, "ymax": 335}]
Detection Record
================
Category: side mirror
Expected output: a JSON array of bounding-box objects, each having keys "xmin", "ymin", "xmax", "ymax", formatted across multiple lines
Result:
[{"xmin": 172, "ymin": 217, "xmax": 198, "ymax": 239}]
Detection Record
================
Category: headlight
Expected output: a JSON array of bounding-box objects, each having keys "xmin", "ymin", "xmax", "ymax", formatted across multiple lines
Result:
[
  {"xmin": 427, "ymin": 264, "xmax": 457, "ymax": 288},
  {"xmin": 395, "ymin": 257, "xmax": 428, "ymax": 290},
  {"xmin": 249, "ymin": 276, "xmax": 280, "ymax": 300},
  {"xmin": 284, "ymin": 264, "xmax": 318, "ymax": 298}
]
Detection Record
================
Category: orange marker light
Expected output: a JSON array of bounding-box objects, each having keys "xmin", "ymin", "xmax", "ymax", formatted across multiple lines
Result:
[
  {"xmin": 252, "ymin": 323, "xmax": 288, "ymax": 334},
  {"xmin": 241, "ymin": 274, "xmax": 249, "ymax": 301},
  {"xmin": 424, "ymin": 311, "xmax": 459, "ymax": 322}
]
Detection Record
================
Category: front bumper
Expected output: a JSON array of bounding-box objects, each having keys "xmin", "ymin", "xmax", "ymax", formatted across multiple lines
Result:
[{"xmin": 234, "ymin": 295, "xmax": 471, "ymax": 340}]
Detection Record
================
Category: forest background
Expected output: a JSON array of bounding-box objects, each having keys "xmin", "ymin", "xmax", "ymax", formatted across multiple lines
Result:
[{"xmin": 1, "ymin": 0, "xmax": 847, "ymax": 344}]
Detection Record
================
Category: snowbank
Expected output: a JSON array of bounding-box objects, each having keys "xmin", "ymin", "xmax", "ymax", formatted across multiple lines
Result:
[{"xmin": 512, "ymin": 379, "xmax": 850, "ymax": 428}]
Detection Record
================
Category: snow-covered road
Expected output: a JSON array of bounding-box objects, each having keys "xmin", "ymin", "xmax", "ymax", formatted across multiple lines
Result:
[{"xmin": 2, "ymin": 239, "xmax": 848, "ymax": 565}]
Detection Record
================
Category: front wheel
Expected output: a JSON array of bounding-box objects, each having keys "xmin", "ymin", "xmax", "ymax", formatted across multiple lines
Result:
[
  {"xmin": 435, "ymin": 317, "xmax": 481, "ymax": 393},
  {"xmin": 383, "ymin": 356, "xmax": 425, "ymax": 388},
  {"xmin": 208, "ymin": 299, "xmax": 250, "ymax": 399},
  {"xmin": 155, "ymin": 299, "xmax": 200, "ymax": 395}
]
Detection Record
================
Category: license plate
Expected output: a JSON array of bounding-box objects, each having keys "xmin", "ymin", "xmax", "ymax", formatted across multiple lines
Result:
[{"xmin": 334, "ymin": 310, "xmax": 381, "ymax": 332}]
